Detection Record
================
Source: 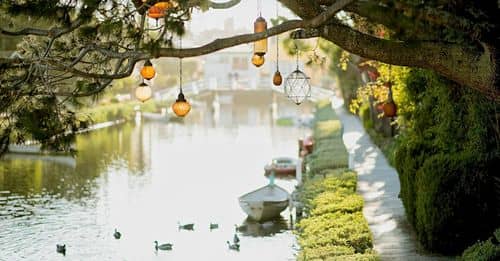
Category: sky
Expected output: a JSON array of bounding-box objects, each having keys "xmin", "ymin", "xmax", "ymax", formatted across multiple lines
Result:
[{"xmin": 187, "ymin": 0, "xmax": 297, "ymax": 34}]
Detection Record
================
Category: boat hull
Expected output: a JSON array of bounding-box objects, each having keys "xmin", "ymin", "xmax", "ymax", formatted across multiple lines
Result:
[
  {"xmin": 238, "ymin": 184, "xmax": 290, "ymax": 222},
  {"xmin": 239, "ymin": 200, "xmax": 289, "ymax": 222}
]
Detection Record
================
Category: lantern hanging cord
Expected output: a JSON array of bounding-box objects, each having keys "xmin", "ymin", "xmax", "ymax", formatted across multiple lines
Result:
[
  {"xmin": 179, "ymin": 37, "xmax": 183, "ymax": 94},
  {"xmin": 295, "ymin": 42, "xmax": 300, "ymax": 71},
  {"xmin": 257, "ymin": 0, "xmax": 262, "ymax": 16},
  {"xmin": 275, "ymin": 0, "xmax": 279, "ymax": 71}
]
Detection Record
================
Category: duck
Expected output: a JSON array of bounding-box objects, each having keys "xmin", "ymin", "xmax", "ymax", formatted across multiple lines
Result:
[
  {"xmin": 226, "ymin": 241, "xmax": 240, "ymax": 251},
  {"xmin": 56, "ymin": 244, "xmax": 66, "ymax": 255},
  {"xmin": 113, "ymin": 229, "xmax": 121, "ymax": 239},
  {"xmin": 233, "ymin": 233, "xmax": 240, "ymax": 244},
  {"xmin": 178, "ymin": 222, "xmax": 194, "ymax": 231},
  {"xmin": 209, "ymin": 223, "xmax": 219, "ymax": 230},
  {"xmin": 154, "ymin": 241, "xmax": 173, "ymax": 251}
]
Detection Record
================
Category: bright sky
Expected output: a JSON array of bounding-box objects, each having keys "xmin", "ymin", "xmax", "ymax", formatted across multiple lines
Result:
[{"xmin": 187, "ymin": 0, "xmax": 297, "ymax": 34}]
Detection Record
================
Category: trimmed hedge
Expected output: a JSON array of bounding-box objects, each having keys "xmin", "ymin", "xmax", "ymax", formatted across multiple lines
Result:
[
  {"xmin": 460, "ymin": 228, "xmax": 500, "ymax": 261},
  {"xmin": 297, "ymin": 101, "xmax": 377, "ymax": 261},
  {"xmin": 394, "ymin": 69, "xmax": 500, "ymax": 254}
]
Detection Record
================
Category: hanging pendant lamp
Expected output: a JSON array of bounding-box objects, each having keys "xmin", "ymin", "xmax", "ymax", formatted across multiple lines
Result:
[
  {"xmin": 251, "ymin": 54, "xmax": 265, "ymax": 67},
  {"xmin": 140, "ymin": 59, "xmax": 156, "ymax": 80},
  {"xmin": 383, "ymin": 66, "xmax": 397, "ymax": 117},
  {"xmin": 284, "ymin": 46, "xmax": 311, "ymax": 105},
  {"xmin": 136, "ymin": 81, "xmax": 152, "ymax": 103},
  {"xmin": 253, "ymin": 16, "xmax": 267, "ymax": 57},
  {"xmin": 172, "ymin": 38, "xmax": 191, "ymax": 117},
  {"xmin": 272, "ymin": 1, "xmax": 282, "ymax": 86}
]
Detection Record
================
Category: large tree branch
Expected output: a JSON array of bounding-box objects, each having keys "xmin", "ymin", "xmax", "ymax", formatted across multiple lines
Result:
[
  {"xmin": 156, "ymin": 0, "xmax": 354, "ymax": 58},
  {"xmin": 314, "ymin": 22, "xmax": 498, "ymax": 99}
]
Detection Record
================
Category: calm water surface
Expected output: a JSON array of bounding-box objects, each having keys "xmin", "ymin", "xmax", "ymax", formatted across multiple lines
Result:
[{"xmin": 0, "ymin": 117, "xmax": 306, "ymax": 260}]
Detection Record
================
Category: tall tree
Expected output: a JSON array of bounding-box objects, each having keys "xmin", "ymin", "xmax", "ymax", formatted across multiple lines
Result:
[{"xmin": 0, "ymin": 0, "xmax": 498, "ymax": 152}]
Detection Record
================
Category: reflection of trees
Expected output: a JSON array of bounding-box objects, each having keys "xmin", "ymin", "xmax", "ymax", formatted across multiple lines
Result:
[{"xmin": 0, "ymin": 122, "xmax": 150, "ymax": 201}]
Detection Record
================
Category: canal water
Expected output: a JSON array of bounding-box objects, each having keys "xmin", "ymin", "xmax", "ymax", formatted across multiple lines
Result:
[{"xmin": 0, "ymin": 114, "xmax": 308, "ymax": 260}]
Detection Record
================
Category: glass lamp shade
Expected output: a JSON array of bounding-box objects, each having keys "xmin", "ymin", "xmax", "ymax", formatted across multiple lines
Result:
[
  {"xmin": 154, "ymin": 1, "xmax": 171, "ymax": 10},
  {"xmin": 140, "ymin": 60, "xmax": 156, "ymax": 80},
  {"xmin": 148, "ymin": 6, "xmax": 164, "ymax": 19},
  {"xmin": 383, "ymin": 101, "xmax": 397, "ymax": 117},
  {"xmin": 253, "ymin": 16, "xmax": 267, "ymax": 56},
  {"xmin": 273, "ymin": 70, "xmax": 282, "ymax": 86},
  {"xmin": 284, "ymin": 69, "xmax": 311, "ymax": 105},
  {"xmin": 135, "ymin": 82, "xmax": 152, "ymax": 102},
  {"xmin": 172, "ymin": 92, "xmax": 191, "ymax": 117},
  {"xmin": 251, "ymin": 54, "xmax": 265, "ymax": 67}
]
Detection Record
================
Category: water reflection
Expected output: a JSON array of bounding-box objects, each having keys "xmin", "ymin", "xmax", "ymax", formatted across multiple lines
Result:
[
  {"xmin": 239, "ymin": 216, "xmax": 290, "ymax": 237},
  {"xmin": 0, "ymin": 100, "xmax": 309, "ymax": 260}
]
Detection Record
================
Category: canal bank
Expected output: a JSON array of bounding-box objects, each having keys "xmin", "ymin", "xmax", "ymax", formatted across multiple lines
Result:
[{"xmin": 295, "ymin": 101, "xmax": 378, "ymax": 260}]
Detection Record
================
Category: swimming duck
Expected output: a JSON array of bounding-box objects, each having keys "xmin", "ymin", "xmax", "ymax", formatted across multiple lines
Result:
[
  {"xmin": 56, "ymin": 244, "xmax": 66, "ymax": 255},
  {"xmin": 209, "ymin": 223, "xmax": 219, "ymax": 230},
  {"xmin": 113, "ymin": 229, "xmax": 121, "ymax": 239},
  {"xmin": 178, "ymin": 222, "xmax": 194, "ymax": 231},
  {"xmin": 154, "ymin": 241, "xmax": 173, "ymax": 251},
  {"xmin": 226, "ymin": 241, "xmax": 240, "ymax": 251},
  {"xmin": 233, "ymin": 233, "xmax": 240, "ymax": 244}
]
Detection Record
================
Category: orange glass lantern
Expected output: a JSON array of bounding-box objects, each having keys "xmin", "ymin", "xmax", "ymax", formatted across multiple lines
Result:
[
  {"xmin": 253, "ymin": 16, "xmax": 267, "ymax": 56},
  {"xmin": 136, "ymin": 82, "xmax": 152, "ymax": 102},
  {"xmin": 154, "ymin": 1, "xmax": 171, "ymax": 10},
  {"xmin": 140, "ymin": 60, "xmax": 156, "ymax": 80},
  {"xmin": 383, "ymin": 101, "xmax": 397, "ymax": 117},
  {"xmin": 251, "ymin": 54, "xmax": 265, "ymax": 67},
  {"xmin": 172, "ymin": 92, "xmax": 191, "ymax": 117},
  {"xmin": 273, "ymin": 70, "xmax": 282, "ymax": 86},
  {"xmin": 148, "ymin": 6, "xmax": 164, "ymax": 19}
]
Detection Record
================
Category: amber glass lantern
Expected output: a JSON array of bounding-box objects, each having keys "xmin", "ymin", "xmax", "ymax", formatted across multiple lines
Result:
[
  {"xmin": 154, "ymin": 1, "xmax": 171, "ymax": 10},
  {"xmin": 273, "ymin": 70, "xmax": 282, "ymax": 86},
  {"xmin": 140, "ymin": 60, "xmax": 155, "ymax": 80},
  {"xmin": 136, "ymin": 82, "xmax": 152, "ymax": 102},
  {"xmin": 251, "ymin": 54, "xmax": 265, "ymax": 67},
  {"xmin": 253, "ymin": 16, "xmax": 267, "ymax": 56},
  {"xmin": 148, "ymin": 6, "xmax": 164, "ymax": 19},
  {"xmin": 172, "ymin": 92, "xmax": 191, "ymax": 117}
]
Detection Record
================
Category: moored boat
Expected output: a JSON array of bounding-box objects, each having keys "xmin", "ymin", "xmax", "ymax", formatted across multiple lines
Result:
[
  {"xmin": 238, "ymin": 182, "xmax": 290, "ymax": 222},
  {"xmin": 264, "ymin": 157, "xmax": 297, "ymax": 177}
]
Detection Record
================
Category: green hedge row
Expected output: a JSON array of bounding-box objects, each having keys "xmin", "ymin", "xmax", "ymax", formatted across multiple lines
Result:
[
  {"xmin": 460, "ymin": 228, "xmax": 500, "ymax": 261},
  {"xmin": 394, "ymin": 69, "xmax": 499, "ymax": 254},
  {"xmin": 296, "ymin": 101, "xmax": 377, "ymax": 261}
]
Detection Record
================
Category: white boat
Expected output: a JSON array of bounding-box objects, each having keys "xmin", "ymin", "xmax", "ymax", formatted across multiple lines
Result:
[{"xmin": 238, "ymin": 183, "xmax": 290, "ymax": 222}]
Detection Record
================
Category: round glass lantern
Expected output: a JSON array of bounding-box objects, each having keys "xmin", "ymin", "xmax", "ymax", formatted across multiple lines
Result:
[
  {"xmin": 140, "ymin": 59, "xmax": 155, "ymax": 80},
  {"xmin": 284, "ymin": 69, "xmax": 311, "ymax": 105},
  {"xmin": 148, "ymin": 6, "xmax": 164, "ymax": 19},
  {"xmin": 251, "ymin": 54, "xmax": 265, "ymax": 67},
  {"xmin": 135, "ymin": 82, "xmax": 152, "ymax": 102},
  {"xmin": 172, "ymin": 92, "xmax": 191, "ymax": 117}
]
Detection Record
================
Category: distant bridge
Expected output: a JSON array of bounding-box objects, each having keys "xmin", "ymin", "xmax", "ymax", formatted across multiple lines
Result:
[{"xmin": 154, "ymin": 77, "xmax": 334, "ymax": 103}]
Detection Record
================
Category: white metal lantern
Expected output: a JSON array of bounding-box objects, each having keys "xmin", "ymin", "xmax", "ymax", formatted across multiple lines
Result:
[{"xmin": 284, "ymin": 69, "xmax": 311, "ymax": 105}]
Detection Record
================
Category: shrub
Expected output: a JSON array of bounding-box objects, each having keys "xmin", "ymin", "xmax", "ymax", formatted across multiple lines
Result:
[
  {"xmin": 460, "ymin": 233, "xmax": 500, "ymax": 261},
  {"xmin": 413, "ymin": 152, "xmax": 498, "ymax": 253}
]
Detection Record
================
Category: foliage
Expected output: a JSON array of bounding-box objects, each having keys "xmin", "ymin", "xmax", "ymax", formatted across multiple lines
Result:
[
  {"xmin": 460, "ymin": 228, "xmax": 500, "ymax": 261},
  {"xmin": 394, "ymin": 69, "xmax": 500, "ymax": 254},
  {"xmin": 297, "ymin": 101, "xmax": 377, "ymax": 260}
]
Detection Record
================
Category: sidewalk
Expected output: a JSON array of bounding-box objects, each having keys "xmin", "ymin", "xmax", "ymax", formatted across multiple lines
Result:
[{"xmin": 331, "ymin": 98, "xmax": 451, "ymax": 261}]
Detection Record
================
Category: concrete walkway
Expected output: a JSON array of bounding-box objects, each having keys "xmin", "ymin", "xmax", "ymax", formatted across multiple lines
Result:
[{"xmin": 331, "ymin": 98, "xmax": 450, "ymax": 261}]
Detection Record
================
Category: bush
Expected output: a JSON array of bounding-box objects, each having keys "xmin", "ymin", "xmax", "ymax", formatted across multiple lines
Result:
[
  {"xmin": 394, "ymin": 69, "xmax": 500, "ymax": 254},
  {"xmin": 460, "ymin": 228, "xmax": 500, "ymax": 261},
  {"xmin": 297, "ymin": 103, "xmax": 376, "ymax": 260}
]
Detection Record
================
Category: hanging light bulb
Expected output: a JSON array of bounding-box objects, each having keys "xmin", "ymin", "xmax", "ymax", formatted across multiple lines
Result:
[
  {"xmin": 172, "ymin": 37, "xmax": 191, "ymax": 117},
  {"xmin": 135, "ymin": 82, "xmax": 152, "ymax": 102},
  {"xmin": 140, "ymin": 59, "xmax": 156, "ymax": 80},
  {"xmin": 252, "ymin": 54, "xmax": 265, "ymax": 67},
  {"xmin": 253, "ymin": 16, "xmax": 268, "ymax": 57},
  {"xmin": 172, "ymin": 92, "xmax": 191, "ymax": 117},
  {"xmin": 273, "ymin": 71, "xmax": 282, "ymax": 86}
]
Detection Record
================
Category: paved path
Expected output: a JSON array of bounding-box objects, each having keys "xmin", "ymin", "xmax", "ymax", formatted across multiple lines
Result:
[{"xmin": 331, "ymin": 98, "xmax": 451, "ymax": 261}]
